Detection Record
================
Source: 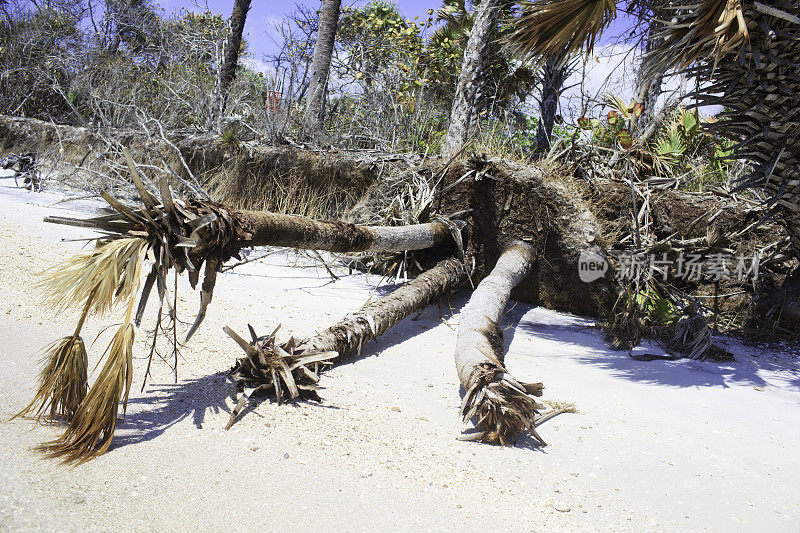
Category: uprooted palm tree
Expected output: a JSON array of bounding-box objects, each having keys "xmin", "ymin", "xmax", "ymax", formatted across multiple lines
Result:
[
  {"xmin": 505, "ymin": 0, "xmax": 800, "ymax": 260},
  {"xmin": 17, "ymin": 148, "xmax": 464, "ymax": 462}
]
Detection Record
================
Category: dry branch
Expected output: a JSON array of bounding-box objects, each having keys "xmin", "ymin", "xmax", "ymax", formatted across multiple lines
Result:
[{"xmin": 455, "ymin": 240, "xmax": 545, "ymax": 446}]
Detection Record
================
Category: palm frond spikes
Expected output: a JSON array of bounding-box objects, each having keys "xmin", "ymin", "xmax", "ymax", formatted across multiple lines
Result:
[
  {"xmin": 645, "ymin": 0, "xmax": 749, "ymax": 76},
  {"xmin": 504, "ymin": 0, "xmax": 617, "ymax": 64},
  {"xmin": 39, "ymin": 237, "xmax": 149, "ymax": 318}
]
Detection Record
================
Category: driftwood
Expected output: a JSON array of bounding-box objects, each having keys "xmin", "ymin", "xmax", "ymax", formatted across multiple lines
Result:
[
  {"xmin": 455, "ymin": 240, "xmax": 545, "ymax": 445},
  {"xmin": 224, "ymin": 257, "xmax": 469, "ymax": 427}
]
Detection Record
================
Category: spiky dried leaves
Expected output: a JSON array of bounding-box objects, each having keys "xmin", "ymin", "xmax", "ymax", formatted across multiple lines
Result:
[
  {"xmin": 40, "ymin": 237, "xmax": 148, "ymax": 318},
  {"xmin": 645, "ymin": 0, "xmax": 750, "ymax": 77},
  {"xmin": 38, "ymin": 323, "xmax": 135, "ymax": 464},
  {"xmin": 14, "ymin": 336, "xmax": 88, "ymax": 422},
  {"xmin": 459, "ymin": 362, "xmax": 545, "ymax": 445},
  {"xmin": 224, "ymin": 325, "xmax": 337, "ymax": 429},
  {"xmin": 504, "ymin": 0, "xmax": 616, "ymax": 64}
]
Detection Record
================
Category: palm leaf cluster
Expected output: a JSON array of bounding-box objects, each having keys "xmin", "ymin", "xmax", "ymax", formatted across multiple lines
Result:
[
  {"xmin": 223, "ymin": 325, "xmax": 338, "ymax": 429},
  {"xmin": 504, "ymin": 0, "xmax": 616, "ymax": 62},
  {"xmin": 17, "ymin": 149, "xmax": 251, "ymax": 461},
  {"xmin": 674, "ymin": 2, "xmax": 800, "ymax": 257},
  {"xmin": 459, "ymin": 361, "xmax": 545, "ymax": 445}
]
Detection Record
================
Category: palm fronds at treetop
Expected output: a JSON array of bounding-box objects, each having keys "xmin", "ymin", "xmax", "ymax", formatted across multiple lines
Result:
[
  {"xmin": 644, "ymin": 0, "xmax": 749, "ymax": 77},
  {"xmin": 504, "ymin": 0, "xmax": 616, "ymax": 63}
]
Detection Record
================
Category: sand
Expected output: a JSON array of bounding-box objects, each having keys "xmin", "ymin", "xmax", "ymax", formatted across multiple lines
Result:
[{"xmin": 1, "ymin": 173, "xmax": 799, "ymax": 532}]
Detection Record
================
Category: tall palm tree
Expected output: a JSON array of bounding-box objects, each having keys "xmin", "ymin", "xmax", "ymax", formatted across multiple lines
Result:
[
  {"xmin": 534, "ymin": 49, "xmax": 571, "ymax": 151},
  {"xmin": 506, "ymin": 0, "xmax": 800, "ymax": 260},
  {"xmin": 304, "ymin": 0, "xmax": 342, "ymax": 136}
]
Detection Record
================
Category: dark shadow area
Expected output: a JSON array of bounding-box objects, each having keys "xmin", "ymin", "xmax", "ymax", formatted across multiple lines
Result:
[
  {"xmin": 506, "ymin": 304, "xmax": 787, "ymax": 390},
  {"xmin": 111, "ymin": 371, "xmax": 233, "ymax": 450}
]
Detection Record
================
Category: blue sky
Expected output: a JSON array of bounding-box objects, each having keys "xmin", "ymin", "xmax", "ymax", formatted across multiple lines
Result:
[
  {"xmin": 154, "ymin": 1, "xmax": 639, "ymax": 62},
  {"xmin": 154, "ymin": 1, "xmax": 439, "ymax": 61}
]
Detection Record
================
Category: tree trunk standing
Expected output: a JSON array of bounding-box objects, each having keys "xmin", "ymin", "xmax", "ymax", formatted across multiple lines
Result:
[
  {"xmin": 455, "ymin": 240, "xmax": 544, "ymax": 445},
  {"xmin": 304, "ymin": 0, "xmax": 342, "ymax": 136},
  {"xmin": 215, "ymin": 0, "xmax": 252, "ymax": 120},
  {"xmin": 634, "ymin": 17, "xmax": 665, "ymax": 130},
  {"xmin": 534, "ymin": 51, "xmax": 569, "ymax": 151},
  {"xmin": 442, "ymin": 0, "xmax": 501, "ymax": 157}
]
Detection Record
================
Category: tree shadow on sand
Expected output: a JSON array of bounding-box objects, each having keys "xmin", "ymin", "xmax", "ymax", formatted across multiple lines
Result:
[
  {"xmin": 109, "ymin": 371, "xmax": 234, "ymax": 450},
  {"xmin": 500, "ymin": 302, "xmax": 800, "ymax": 392}
]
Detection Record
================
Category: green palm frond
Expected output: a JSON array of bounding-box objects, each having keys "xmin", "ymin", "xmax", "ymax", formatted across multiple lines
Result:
[{"xmin": 504, "ymin": 0, "xmax": 616, "ymax": 63}]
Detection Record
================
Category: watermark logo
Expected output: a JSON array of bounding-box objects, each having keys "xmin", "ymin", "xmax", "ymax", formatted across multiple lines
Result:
[
  {"xmin": 614, "ymin": 251, "xmax": 760, "ymax": 283},
  {"xmin": 578, "ymin": 248, "xmax": 609, "ymax": 282}
]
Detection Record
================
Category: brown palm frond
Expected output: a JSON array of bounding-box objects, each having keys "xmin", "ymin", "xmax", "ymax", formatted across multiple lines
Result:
[
  {"xmin": 38, "ymin": 323, "xmax": 135, "ymax": 464},
  {"xmin": 504, "ymin": 0, "xmax": 617, "ymax": 64},
  {"xmin": 13, "ymin": 291, "xmax": 96, "ymax": 422},
  {"xmin": 38, "ymin": 246, "xmax": 144, "ymax": 463},
  {"xmin": 458, "ymin": 363, "xmax": 545, "ymax": 446},
  {"xmin": 15, "ymin": 336, "xmax": 89, "ymax": 422},
  {"xmin": 645, "ymin": 0, "xmax": 749, "ymax": 76},
  {"xmin": 223, "ymin": 324, "xmax": 338, "ymax": 429},
  {"xmin": 39, "ymin": 237, "xmax": 148, "ymax": 318}
]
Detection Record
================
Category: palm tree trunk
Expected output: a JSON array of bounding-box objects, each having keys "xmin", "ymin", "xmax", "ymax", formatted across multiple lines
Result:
[
  {"xmin": 455, "ymin": 240, "xmax": 544, "ymax": 445},
  {"xmin": 442, "ymin": 0, "xmax": 501, "ymax": 156},
  {"xmin": 216, "ymin": 0, "xmax": 252, "ymax": 120},
  {"xmin": 304, "ymin": 0, "xmax": 342, "ymax": 136},
  {"xmin": 534, "ymin": 51, "xmax": 569, "ymax": 151},
  {"xmin": 634, "ymin": 15, "xmax": 665, "ymax": 131},
  {"xmin": 46, "ymin": 205, "xmax": 461, "ymax": 255},
  {"xmin": 224, "ymin": 258, "xmax": 468, "ymax": 422}
]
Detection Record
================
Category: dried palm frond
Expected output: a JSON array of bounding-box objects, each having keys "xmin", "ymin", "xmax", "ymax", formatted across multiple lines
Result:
[
  {"xmin": 458, "ymin": 363, "xmax": 545, "ymax": 446},
  {"xmin": 38, "ymin": 323, "xmax": 135, "ymax": 464},
  {"xmin": 15, "ymin": 336, "xmax": 88, "ymax": 422},
  {"xmin": 504, "ymin": 0, "xmax": 616, "ymax": 64},
  {"xmin": 223, "ymin": 325, "xmax": 338, "ymax": 429},
  {"xmin": 13, "ymin": 294, "xmax": 95, "ymax": 422},
  {"xmin": 39, "ymin": 237, "xmax": 147, "ymax": 318},
  {"xmin": 645, "ymin": 0, "xmax": 749, "ymax": 76},
  {"xmin": 38, "ymin": 247, "xmax": 144, "ymax": 463}
]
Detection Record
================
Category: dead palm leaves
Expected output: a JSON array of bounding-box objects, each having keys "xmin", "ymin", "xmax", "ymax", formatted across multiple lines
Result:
[
  {"xmin": 223, "ymin": 325, "xmax": 338, "ymax": 429},
  {"xmin": 40, "ymin": 237, "xmax": 148, "ymax": 317},
  {"xmin": 646, "ymin": 0, "xmax": 749, "ymax": 76},
  {"xmin": 38, "ymin": 324, "xmax": 135, "ymax": 463},
  {"xmin": 459, "ymin": 363, "xmax": 545, "ymax": 446},
  {"xmin": 504, "ymin": 0, "xmax": 616, "ymax": 64},
  {"xmin": 31, "ymin": 238, "xmax": 145, "ymax": 463},
  {"xmin": 17, "ymin": 335, "xmax": 89, "ymax": 421}
]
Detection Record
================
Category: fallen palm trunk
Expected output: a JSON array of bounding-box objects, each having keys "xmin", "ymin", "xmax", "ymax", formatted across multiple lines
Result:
[
  {"xmin": 17, "ymin": 149, "xmax": 464, "ymax": 463},
  {"xmin": 455, "ymin": 240, "xmax": 544, "ymax": 446},
  {"xmin": 223, "ymin": 257, "xmax": 469, "ymax": 428},
  {"xmin": 44, "ymin": 148, "xmax": 462, "ymax": 342}
]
